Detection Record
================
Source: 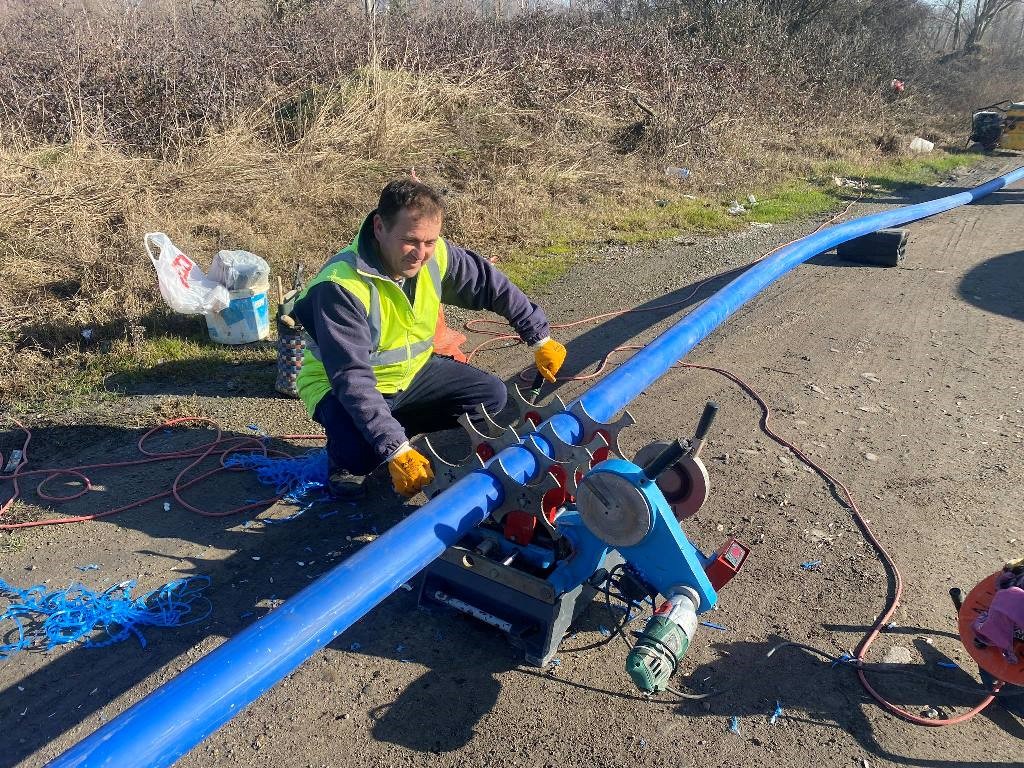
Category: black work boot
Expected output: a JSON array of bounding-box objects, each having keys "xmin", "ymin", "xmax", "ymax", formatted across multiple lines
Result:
[{"xmin": 327, "ymin": 469, "xmax": 367, "ymax": 500}]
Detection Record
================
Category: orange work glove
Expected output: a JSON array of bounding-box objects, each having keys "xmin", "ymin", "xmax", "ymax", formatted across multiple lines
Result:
[
  {"xmin": 388, "ymin": 447, "xmax": 434, "ymax": 497},
  {"xmin": 533, "ymin": 338, "xmax": 567, "ymax": 383}
]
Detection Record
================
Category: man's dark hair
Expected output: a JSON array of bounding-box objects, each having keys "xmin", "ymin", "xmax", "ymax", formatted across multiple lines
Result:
[{"xmin": 377, "ymin": 178, "xmax": 445, "ymax": 228}]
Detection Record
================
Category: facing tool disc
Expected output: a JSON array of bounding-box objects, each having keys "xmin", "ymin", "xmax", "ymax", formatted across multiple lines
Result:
[
  {"xmin": 633, "ymin": 442, "xmax": 710, "ymax": 520},
  {"xmin": 575, "ymin": 471, "xmax": 653, "ymax": 548}
]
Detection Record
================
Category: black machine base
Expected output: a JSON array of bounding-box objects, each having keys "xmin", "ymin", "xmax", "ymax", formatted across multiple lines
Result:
[
  {"xmin": 836, "ymin": 228, "xmax": 908, "ymax": 268},
  {"xmin": 418, "ymin": 538, "xmax": 618, "ymax": 666}
]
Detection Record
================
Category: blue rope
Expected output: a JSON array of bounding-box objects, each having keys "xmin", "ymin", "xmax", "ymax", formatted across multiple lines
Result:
[
  {"xmin": 224, "ymin": 449, "xmax": 328, "ymax": 502},
  {"xmin": 0, "ymin": 576, "xmax": 212, "ymax": 658}
]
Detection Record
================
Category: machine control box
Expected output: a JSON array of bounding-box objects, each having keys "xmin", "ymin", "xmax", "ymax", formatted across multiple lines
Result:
[{"xmin": 704, "ymin": 537, "xmax": 749, "ymax": 591}]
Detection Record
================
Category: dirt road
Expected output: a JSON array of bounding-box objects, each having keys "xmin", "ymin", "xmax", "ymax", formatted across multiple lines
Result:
[{"xmin": 2, "ymin": 156, "xmax": 1022, "ymax": 767}]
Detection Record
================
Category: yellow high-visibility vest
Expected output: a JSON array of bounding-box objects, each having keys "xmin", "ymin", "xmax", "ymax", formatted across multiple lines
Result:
[{"xmin": 296, "ymin": 223, "xmax": 448, "ymax": 415}]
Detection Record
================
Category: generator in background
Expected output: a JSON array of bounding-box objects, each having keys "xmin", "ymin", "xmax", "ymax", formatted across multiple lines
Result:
[{"xmin": 971, "ymin": 101, "xmax": 1024, "ymax": 151}]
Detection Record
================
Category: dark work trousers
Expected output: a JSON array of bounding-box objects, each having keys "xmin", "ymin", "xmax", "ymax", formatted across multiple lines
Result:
[{"xmin": 313, "ymin": 354, "xmax": 508, "ymax": 476}]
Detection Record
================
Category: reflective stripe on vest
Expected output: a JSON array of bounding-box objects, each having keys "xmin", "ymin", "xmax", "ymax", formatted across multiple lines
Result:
[{"xmin": 301, "ymin": 335, "xmax": 434, "ymax": 367}]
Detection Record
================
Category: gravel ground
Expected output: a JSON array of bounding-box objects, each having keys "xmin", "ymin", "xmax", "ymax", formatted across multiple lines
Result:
[{"xmin": 2, "ymin": 155, "xmax": 1023, "ymax": 767}]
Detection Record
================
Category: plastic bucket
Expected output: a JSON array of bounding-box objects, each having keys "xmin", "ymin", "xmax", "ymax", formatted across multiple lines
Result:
[{"xmin": 205, "ymin": 284, "xmax": 270, "ymax": 344}]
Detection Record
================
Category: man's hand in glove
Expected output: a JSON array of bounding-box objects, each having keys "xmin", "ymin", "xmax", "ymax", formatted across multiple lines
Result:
[
  {"xmin": 388, "ymin": 445, "xmax": 434, "ymax": 497},
  {"xmin": 533, "ymin": 337, "xmax": 567, "ymax": 383}
]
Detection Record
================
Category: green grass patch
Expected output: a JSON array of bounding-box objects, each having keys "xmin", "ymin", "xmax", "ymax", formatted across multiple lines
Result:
[
  {"xmin": 819, "ymin": 152, "xmax": 978, "ymax": 189},
  {"xmin": 500, "ymin": 151, "xmax": 983, "ymax": 295},
  {"xmin": 115, "ymin": 335, "xmax": 267, "ymax": 371},
  {"xmin": 600, "ymin": 198, "xmax": 738, "ymax": 248},
  {"xmin": 103, "ymin": 335, "xmax": 272, "ymax": 391},
  {"xmin": 500, "ymin": 151, "xmax": 981, "ymax": 292},
  {"xmin": 743, "ymin": 181, "xmax": 838, "ymax": 224},
  {"xmin": 501, "ymin": 241, "xmax": 579, "ymax": 294},
  {"xmin": 8, "ymin": 333, "xmax": 273, "ymax": 415}
]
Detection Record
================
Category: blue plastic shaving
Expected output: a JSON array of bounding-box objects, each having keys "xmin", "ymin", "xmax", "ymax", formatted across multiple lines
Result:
[
  {"xmin": 224, "ymin": 449, "xmax": 328, "ymax": 502},
  {"xmin": 349, "ymin": 642, "xmax": 361, "ymax": 651},
  {"xmin": 728, "ymin": 716, "xmax": 741, "ymax": 735},
  {"xmin": 700, "ymin": 621, "xmax": 728, "ymax": 631},
  {"xmin": 937, "ymin": 661, "xmax": 959, "ymax": 669},
  {"xmin": 832, "ymin": 652, "xmax": 855, "ymax": 669},
  {"xmin": 76, "ymin": 564, "xmax": 100, "ymax": 572},
  {"xmin": 801, "ymin": 560, "xmax": 822, "ymax": 570},
  {"xmin": 598, "ymin": 625, "xmax": 611, "ymax": 637},
  {"xmin": 0, "ymin": 576, "xmax": 212, "ymax": 659},
  {"xmin": 318, "ymin": 510, "xmax": 339, "ymax": 520},
  {"xmin": 770, "ymin": 701, "xmax": 783, "ymax": 724}
]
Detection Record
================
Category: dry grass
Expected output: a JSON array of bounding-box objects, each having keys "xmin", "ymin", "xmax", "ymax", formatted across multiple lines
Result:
[{"xmin": 0, "ymin": 3, "xmax": 1020, "ymax": 415}]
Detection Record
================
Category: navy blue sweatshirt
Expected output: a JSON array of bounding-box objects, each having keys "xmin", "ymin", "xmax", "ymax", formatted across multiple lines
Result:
[{"xmin": 293, "ymin": 213, "xmax": 550, "ymax": 462}]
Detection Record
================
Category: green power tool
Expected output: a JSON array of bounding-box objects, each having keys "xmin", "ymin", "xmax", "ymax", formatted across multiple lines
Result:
[{"xmin": 626, "ymin": 586, "xmax": 701, "ymax": 693}]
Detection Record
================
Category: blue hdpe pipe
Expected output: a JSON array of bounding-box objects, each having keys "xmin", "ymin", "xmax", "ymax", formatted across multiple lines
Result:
[{"xmin": 50, "ymin": 166, "xmax": 1024, "ymax": 767}]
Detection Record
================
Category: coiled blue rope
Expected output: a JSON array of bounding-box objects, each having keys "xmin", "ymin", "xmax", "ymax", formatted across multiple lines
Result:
[
  {"xmin": 225, "ymin": 449, "xmax": 328, "ymax": 502},
  {"xmin": 0, "ymin": 576, "xmax": 212, "ymax": 658}
]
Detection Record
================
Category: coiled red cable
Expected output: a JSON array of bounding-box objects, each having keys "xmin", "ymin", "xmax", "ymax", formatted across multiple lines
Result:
[{"xmin": 0, "ymin": 417, "xmax": 324, "ymax": 529}]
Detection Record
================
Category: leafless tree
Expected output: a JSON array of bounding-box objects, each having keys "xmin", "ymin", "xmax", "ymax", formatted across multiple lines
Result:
[{"xmin": 962, "ymin": 0, "xmax": 1024, "ymax": 50}]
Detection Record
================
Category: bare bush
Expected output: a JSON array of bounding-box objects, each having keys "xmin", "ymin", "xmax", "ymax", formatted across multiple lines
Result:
[{"xmin": 0, "ymin": 0, "xmax": 1020, "ymax": 400}]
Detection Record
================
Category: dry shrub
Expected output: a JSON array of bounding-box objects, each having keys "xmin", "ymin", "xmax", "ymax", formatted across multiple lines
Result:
[{"xmin": 0, "ymin": 0, "xmax": 1021, "ymax": 409}]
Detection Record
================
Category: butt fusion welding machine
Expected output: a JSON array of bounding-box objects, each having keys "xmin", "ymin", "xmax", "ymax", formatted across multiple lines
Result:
[{"xmin": 417, "ymin": 383, "xmax": 748, "ymax": 693}]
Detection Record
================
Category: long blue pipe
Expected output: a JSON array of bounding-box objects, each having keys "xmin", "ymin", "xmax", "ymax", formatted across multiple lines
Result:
[{"xmin": 50, "ymin": 165, "xmax": 1024, "ymax": 767}]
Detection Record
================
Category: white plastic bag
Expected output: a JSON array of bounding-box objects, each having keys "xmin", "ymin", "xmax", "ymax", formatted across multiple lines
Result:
[
  {"xmin": 144, "ymin": 232, "xmax": 230, "ymax": 315},
  {"xmin": 209, "ymin": 249, "xmax": 270, "ymax": 291}
]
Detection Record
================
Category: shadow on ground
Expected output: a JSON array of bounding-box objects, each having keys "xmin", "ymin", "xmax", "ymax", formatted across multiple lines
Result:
[
  {"xmin": 0, "ymin": 422, "xmax": 404, "ymax": 765},
  {"xmin": 850, "ymin": 185, "xmax": 1024, "ymax": 208},
  {"xmin": 958, "ymin": 249, "xmax": 1024, "ymax": 322},
  {"xmin": 679, "ymin": 637, "xmax": 1024, "ymax": 768},
  {"xmin": 542, "ymin": 263, "xmax": 754, "ymax": 402},
  {"xmin": 18, "ymin": 305, "xmax": 205, "ymax": 355},
  {"xmin": 359, "ymin": 615, "xmax": 518, "ymax": 753},
  {"xmin": 836, "ymin": 156, "xmax": 1023, "ymax": 207},
  {"xmin": 105, "ymin": 353, "xmax": 278, "ymax": 397}
]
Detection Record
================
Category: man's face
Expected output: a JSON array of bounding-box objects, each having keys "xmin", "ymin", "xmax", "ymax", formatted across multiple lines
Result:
[{"xmin": 373, "ymin": 208, "xmax": 442, "ymax": 280}]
